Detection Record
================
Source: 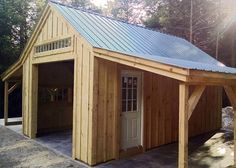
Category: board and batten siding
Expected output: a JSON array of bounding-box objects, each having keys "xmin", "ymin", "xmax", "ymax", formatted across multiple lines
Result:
[
  {"xmin": 21, "ymin": 5, "xmax": 95, "ymax": 165},
  {"xmin": 92, "ymin": 58, "xmax": 119, "ymax": 164},
  {"xmin": 143, "ymin": 72, "xmax": 222, "ymax": 149},
  {"xmin": 22, "ymin": 5, "xmax": 74, "ymax": 138},
  {"xmin": 22, "ymin": 51, "xmax": 38, "ymax": 138},
  {"xmin": 92, "ymin": 58, "xmax": 222, "ymax": 165},
  {"xmin": 72, "ymin": 35, "xmax": 95, "ymax": 164}
]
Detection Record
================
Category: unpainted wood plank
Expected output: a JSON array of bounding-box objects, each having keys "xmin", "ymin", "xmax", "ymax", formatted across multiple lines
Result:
[
  {"xmin": 115, "ymin": 64, "xmax": 122, "ymax": 159},
  {"xmin": 178, "ymin": 83, "xmax": 189, "ymax": 168},
  {"xmin": 94, "ymin": 53, "xmax": 187, "ymax": 82},
  {"xmin": 80, "ymin": 45, "xmax": 90, "ymax": 162},
  {"xmin": 165, "ymin": 78, "xmax": 172, "ymax": 143},
  {"xmin": 91, "ymin": 58, "xmax": 99, "ymax": 164},
  {"xmin": 96, "ymin": 59, "xmax": 106, "ymax": 163},
  {"xmin": 106, "ymin": 61, "xmax": 116, "ymax": 160},
  {"xmin": 4, "ymin": 81, "xmax": 9, "ymax": 125},
  {"xmin": 87, "ymin": 50, "xmax": 95, "ymax": 165},
  {"xmin": 8, "ymin": 82, "xmax": 20, "ymax": 94},
  {"xmin": 75, "ymin": 37, "xmax": 83, "ymax": 160},
  {"xmin": 31, "ymin": 64, "xmax": 38, "ymax": 138},
  {"xmin": 188, "ymin": 85, "xmax": 205, "ymax": 120},
  {"xmin": 143, "ymin": 72, "xmax": 152, "ymax": 149},
  {"xmin": 52, "ymin": 11, "xmax": 56, "ymax": 38}
]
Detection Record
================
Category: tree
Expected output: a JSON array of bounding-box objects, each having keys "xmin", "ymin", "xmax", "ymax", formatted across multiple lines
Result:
[
  {"xmin": 0, "ymin": 0, "xmax": 46, "ymax": 118},
  {"xmin": 143, "ymin": 0, "xmax": 220, "ymax": 56},
  {"xmin": 111, "ymin": 0, "xmax": 145, "ymax": 24}
]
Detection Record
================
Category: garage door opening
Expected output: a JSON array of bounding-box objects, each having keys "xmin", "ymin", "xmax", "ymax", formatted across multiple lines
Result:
[{"xmin": 36, "ymin": 61, "xmax": 74, "ymax": 157}]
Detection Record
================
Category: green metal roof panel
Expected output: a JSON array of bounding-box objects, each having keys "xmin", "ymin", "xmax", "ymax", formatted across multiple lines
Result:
[{"xmin": 51, "ymin": 2, "xmax": 236, "ymax": 74}]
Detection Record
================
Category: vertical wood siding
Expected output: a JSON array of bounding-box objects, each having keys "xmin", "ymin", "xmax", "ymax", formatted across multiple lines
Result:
[
  {"xmin": 143, "ymin": 72, "xmax": 222, "ymax": 149},
  {"xmin": 92, "ymin": 58, "xmax": 118, "ymax": 164},
  {"xmin": 22, "ymin": 51, "xmax": 38, "ymax": 138},
  {"xmin": 92, "ymin": 58, "xmax": 222, "ymax": 165},
  {"xmin": 36, "ymin": 9, "xmax": 71, "ymax": 44},
  {"xmin": 72, "ymin": 35, "xmax": 94, "ymax": 164},
  {"xmin": 21, "ymin": 6, "xmax": 95, "ymax": 165}
]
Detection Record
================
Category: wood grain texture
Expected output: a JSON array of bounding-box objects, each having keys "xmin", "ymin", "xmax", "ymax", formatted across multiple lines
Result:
[
  {"xmin": 91, "ymin": 59, "xmax": 222, "ymax": 165},
  {"xmin": 178, "ymin": 83, "xmax": 189, "ymax": 168},
  {"xmin": 4, "ymin": 81, "xmax": 9, "ymax": 125},
  {"xmin": 72, "ymin": 35, "xmax": 94, "ymax": 164}
]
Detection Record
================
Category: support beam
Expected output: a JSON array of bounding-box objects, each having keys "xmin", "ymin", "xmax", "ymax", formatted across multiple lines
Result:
[
  {"xmin": 4, "ymin": 81, "xmax": 9, "ymax": 125},
  {"xmin": 188, "ymin": 85, "xmax": 206, "ymax": 120},
  {"xmin": 179, "ymin": 83, "xmax": 189, "ymax": 168},
  {"xmin": 8, "ymin": 82, "xmax": 20, "ymax": 94},
  {"xmin": 224, "ymin": 85, "xmax": 236, "ymax": 165}
]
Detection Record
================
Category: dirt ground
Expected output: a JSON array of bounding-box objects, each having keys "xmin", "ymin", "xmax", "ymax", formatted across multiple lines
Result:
[{"xmin": 0, "ymin": 126, "xmax": 86, "ymax": 168}]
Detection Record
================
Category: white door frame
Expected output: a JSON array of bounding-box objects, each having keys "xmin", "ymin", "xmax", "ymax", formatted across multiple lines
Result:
[{"xmin": 120, "ymin": 70, "xmax": 144, "ymax": 149}]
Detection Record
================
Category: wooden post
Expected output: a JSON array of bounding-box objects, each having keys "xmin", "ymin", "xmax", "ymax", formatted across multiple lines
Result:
[
  {"xmin": 224, "ymin": 86, "xmax": 236, "ymax": 165},
  {"xmin": 4, "ymin": 81, "xmax": 9, "ymax": 125},
  {"xmin": 29, "ymin": 64, "xmax": 38, "ymax": 138},
  {"xmin": 179, "ymin": 83, "xmax": 189, "ymax": 168}
]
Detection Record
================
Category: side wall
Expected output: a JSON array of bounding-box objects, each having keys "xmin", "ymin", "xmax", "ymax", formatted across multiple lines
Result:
[
  {"xmin": 144, "ymin": 72, "xmax": 222, "ymax": 149},
  {"xmin": 92, "ymin": 58, "xmax": 222, "ymax": 164}
]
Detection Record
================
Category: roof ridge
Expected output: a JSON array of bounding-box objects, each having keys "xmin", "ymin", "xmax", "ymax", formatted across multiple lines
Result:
[{"xmin": 49, "ymin": 0, "xmax": 181, "ymax": 39}]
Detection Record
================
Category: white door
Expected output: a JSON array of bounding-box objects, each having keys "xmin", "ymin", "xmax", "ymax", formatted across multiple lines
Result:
[{"xmin": 121, "ymin": 71, "xmax": 142, "ymax": 149}]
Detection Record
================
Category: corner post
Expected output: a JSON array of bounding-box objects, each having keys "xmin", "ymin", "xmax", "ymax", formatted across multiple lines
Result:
[
  {"xmin": 179, "ymin": 83, "xmax": 189, "ymax": 168},
  {"xmin": 4, "ymin": 81, "xmax": 9, "ymax": 125}
]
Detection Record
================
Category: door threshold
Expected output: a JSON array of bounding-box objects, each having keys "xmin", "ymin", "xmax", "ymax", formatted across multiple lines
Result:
[{"xmin": 119, "ymin": 145, "xmax": 143, "ymax": 159}]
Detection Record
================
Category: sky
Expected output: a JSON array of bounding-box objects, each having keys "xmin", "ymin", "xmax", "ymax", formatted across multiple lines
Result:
[{"xmin": 91, "ymin": 0, "xmax": 108, "ymax": 7}]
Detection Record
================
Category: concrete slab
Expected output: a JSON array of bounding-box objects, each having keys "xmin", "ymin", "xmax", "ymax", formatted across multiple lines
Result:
[
  {"xmin": 0, "ymin": 117, "xmax": 22, "ymax": 134},
  {"xmin": 98, "ymin": 130, "xmax": 234, "ymax": 168},
  {"xmin": 1, "ymin": 118, "xmax": 234, "ymax": 167},
  {"xmin": 36, "ymin": 130, "xmax": 72, "ymax": 157},
  {"xmin": 0, "ymin": 125, "xmax": 86, "ymax": 168}
]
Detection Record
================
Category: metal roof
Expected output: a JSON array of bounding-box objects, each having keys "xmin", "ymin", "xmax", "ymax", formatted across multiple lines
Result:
[{"xmin": 51, "ymin": 2, "xmax": 236, "ymax": 74}]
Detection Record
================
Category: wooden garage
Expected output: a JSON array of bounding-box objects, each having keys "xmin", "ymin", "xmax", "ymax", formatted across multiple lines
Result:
[{"xmin": 2, "ymin": 2, "xmax": 236, "ymax": 168}]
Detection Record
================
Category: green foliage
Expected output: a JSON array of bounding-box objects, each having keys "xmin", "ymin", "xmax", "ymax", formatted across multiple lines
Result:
[{"xmin": 0, "ymin": 0, "xmax": 46, "ymax": 118}]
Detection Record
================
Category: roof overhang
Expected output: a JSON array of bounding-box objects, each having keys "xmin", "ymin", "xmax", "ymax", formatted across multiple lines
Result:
[
  {"xmin": 1, "ymin": 61, "xmax": 22, "ymax": 81},
  {"xmin": 94, "ymin": 47, "xmax": 236, "ymax": 86}
]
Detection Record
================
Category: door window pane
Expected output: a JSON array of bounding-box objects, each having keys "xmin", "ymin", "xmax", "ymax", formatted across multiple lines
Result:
[
  {"xmin": 128, "ymin": 89, "xmax": 132, "ymax": 99},
  {"xmin": 127, "ymin": 100, "xmax": 132, "ymax": 111},
  {"xmin": 122, "ymin": 89, "xmax": 126, "ymax": 100},
  {"xmin": 128, "ymin": 77, "xmax": 132, "ymax": 88},
  {"xmin": 122, "ymin": 74, "xmax": 139, "ymax": 112},
  {"xmin": 122, "ymin": 100, "xmax": 126, "ymax": 112},
  {"xmin": 122, "ymin": 77, "xmax": 127, "ymax": 88},
  {"xmin": 133, "ymin": 100, "xmax": 137, "ymax": 111},
  {"xmin": 133, "ymin": 89, "xmax": 137, "ymax": 99}
]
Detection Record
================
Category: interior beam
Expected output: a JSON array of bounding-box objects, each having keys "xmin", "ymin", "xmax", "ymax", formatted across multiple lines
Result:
[{"xmin": 8, "ymin": 82, "xmax": 20, "ymax": 94}]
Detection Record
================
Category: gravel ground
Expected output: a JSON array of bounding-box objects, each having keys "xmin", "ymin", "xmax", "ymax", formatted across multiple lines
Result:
[
  {"xmin": 0, "ymin": 107, "xmax": 235, "ymax": 168},
  {"xmin": 0, "ymin": 126, "xmax": 87, "ymax": 168}
]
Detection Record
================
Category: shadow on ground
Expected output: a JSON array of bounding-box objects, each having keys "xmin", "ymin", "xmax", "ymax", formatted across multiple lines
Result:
[
  {"xmin": 0, "ymin": 124, "xmax": 234, "ymax": 168},
  {"xmin": 98, "ymin": 130, "xmax": 234, "ymax": 168}
]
